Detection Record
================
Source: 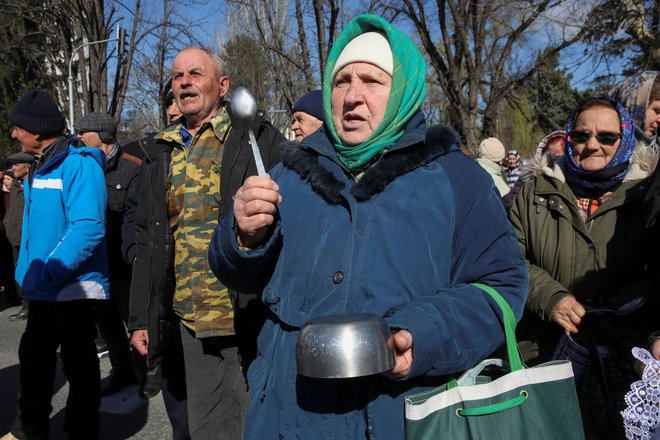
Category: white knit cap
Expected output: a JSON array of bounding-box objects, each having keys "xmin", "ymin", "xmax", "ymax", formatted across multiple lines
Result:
[
  {"xmin": 478, "ymin": 137, "xmax": 505, "ymax": 162},
  {"xmin": 331, "ymin": 32, "xmax": 393, "ymax": 81}
]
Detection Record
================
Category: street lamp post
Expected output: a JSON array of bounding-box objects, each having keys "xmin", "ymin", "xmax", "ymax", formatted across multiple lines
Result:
[{"xmin": 67, "ymin": 26, "xmax": 125, "ymax": 132}]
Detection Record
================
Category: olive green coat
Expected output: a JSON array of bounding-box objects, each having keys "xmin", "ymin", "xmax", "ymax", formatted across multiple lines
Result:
[{"xmin": 509, "ymin": 151, "xmax": 660, "ymax": 363}]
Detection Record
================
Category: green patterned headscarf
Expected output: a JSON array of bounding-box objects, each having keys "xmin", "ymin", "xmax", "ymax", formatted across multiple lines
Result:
[{"xmin": 323, "ymin": 14, "xmax": 427, "ymax": 173}]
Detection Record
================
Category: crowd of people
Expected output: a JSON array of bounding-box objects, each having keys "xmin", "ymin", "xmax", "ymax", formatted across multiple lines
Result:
[{"xmin": 0, "ymin": 12, "xmax": 658, "ymax": 440}]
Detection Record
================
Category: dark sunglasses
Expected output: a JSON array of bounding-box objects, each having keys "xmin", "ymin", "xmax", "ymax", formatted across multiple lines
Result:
[{"xmin": 569, "ymin": 131, "xmax": 621, "ymax": 146}]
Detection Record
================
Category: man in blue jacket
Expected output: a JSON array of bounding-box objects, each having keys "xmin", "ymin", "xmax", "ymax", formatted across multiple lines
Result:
[{"xmin": 1, "ymin": 89, "xmax": 109, "ymax": 440}]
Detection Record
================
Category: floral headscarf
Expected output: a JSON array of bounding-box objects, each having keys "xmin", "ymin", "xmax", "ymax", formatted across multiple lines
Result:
[
  {"xmin": 564, "ymin": 97, "xmax": 636, "ymax": 194},
  {"xmin": 609, "ymin": 71, "xmax": 659, "ymax": 132}
]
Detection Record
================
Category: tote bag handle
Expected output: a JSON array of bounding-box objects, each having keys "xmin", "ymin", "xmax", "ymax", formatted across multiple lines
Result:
[{"xmin": 470, "ymin": 283, "xmax": 523, "ymax": 372}]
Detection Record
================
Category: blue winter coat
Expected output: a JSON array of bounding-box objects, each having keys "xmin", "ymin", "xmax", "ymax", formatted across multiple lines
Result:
[
  {"xmin": 16, "ymin": 143, "xmax": 109, "ymax": 301},
  {"xmin": 209, "ymin": 113, "xmax": 528, "ymax": 439}
]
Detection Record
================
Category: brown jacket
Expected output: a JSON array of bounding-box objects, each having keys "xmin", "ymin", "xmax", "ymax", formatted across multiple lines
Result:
[{"xmin": 3, "ymin": 179, "xmax": 25, "ymax": 246}]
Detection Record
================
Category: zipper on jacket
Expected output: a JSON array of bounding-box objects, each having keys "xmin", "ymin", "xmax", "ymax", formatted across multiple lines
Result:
[{"xmin": 143, "ymin": 151, "xmax": 162, "ymax": 358}]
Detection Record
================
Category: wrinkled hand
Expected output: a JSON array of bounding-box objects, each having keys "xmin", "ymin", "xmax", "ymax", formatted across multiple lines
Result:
[
  {"xmin": 389, "ymin": 330, "xmax": 414, "ymax": 377},
  {"xmin": 551, "ymin": 295, "xmax": 586, "ymax": 334},
  {"xmin": 131, "ymin": 329, "xmax": 149, "ymax": 356},
  {"xmin": 233, "ymin": 175, "xmax": 281, "ymax": 249}
]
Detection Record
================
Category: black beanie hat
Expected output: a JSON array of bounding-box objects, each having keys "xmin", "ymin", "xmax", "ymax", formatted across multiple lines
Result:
[
  {"xmin": 292, "ymin": 90, "xmax": 323, "ymax": 120},
  {"xmin": 9, "ymin": 89, "xmax": 65, "ymax": 135}
]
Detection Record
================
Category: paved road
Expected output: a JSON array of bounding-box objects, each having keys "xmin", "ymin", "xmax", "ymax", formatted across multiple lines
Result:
[{"xmin": 0, "ymin": 297, "xmax": 173, "ymax": 439}]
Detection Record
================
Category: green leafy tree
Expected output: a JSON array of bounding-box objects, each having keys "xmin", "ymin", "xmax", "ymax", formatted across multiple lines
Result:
[
  {"xmin": 0, "ymin": 3, "xmax": 57, "ymax": 158},
  {"xmin": 497, "ymin": 93, "xmax": 537, "ymax": 159},
  {"xmin": 222, "ymin": 34, "xmax": 271, "ymax": 110},
  {"xmin": 524, "ymin": 51, "xmax": 579, "ymax": 136}
]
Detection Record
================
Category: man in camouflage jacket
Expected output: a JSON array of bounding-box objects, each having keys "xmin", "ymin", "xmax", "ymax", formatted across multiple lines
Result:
[{"xmin": 128, "ymin": 47, "xmax": 283, "ymax": 439}]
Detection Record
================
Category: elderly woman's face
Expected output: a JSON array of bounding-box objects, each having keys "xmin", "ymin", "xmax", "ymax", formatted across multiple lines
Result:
[
  {"xmin": 331, "ymin": 62, "xmax": 392, "ymax": 146},
  {"xmin": 570, "ymin": 106, "xmax": 621, "ymax": 171},
  {"xmin": 645, "ymin": 99, "xmax": 660, "ymax": 137}
]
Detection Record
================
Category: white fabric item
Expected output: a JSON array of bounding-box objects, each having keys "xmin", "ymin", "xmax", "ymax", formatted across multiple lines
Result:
[
  {"xmin": 621, "ymin": 347, "xmax": 660, "ymax": 440},
  {"xmin": 405, "ymin": 360, "xmax": 574, "ymax": 420},
  {"xmin": 57, "ymin": 281, "xmax": 108, "ymax": 301},
  {"xmin": 32, "ymin": 178, "xmax": 63, "ymax": 190},
  {"xmin": 331, "ymin": 32, "xmax": 393, "ymax": 81}
]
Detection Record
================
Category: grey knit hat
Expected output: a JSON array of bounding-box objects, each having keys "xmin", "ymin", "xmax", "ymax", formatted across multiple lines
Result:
[
  {"xmin": 10, "ymin": 89, "xmax": 65, "ymax": 135},
  {"xmin": 75, "ymin": 111, "xmax": 117, "ymax": 143}
]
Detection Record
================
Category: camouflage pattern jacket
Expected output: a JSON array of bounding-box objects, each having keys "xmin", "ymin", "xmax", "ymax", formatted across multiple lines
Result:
[{"xmin": 128, "ymin": 103, "xmax": 283, "ymax": 366}]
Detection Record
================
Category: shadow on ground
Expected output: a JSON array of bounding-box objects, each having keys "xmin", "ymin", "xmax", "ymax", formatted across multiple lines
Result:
[
  {"xmin": 49, "ymin": 386, "xmax": 151, "ymax": 440},
  {"xmin": 0, "ymin": 353, "xmax": 151, "ymax": 439}
]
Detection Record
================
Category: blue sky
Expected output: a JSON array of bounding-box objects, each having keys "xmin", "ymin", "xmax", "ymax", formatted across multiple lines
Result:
[{"xmin": 112, "ymin": 1, "xmax": 625, "ymax": 100}]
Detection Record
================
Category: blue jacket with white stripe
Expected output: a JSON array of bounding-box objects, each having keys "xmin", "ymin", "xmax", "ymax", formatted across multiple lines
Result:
[{"xmin": 16, "ymin": 138, "xmax": 109, "ymax": 301}]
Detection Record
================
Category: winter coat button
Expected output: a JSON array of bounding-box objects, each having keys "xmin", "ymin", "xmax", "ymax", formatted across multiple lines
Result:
[
  {"xmin": 115, "ymin": 184, "xmax": 122, "ymax": 189},
  {"xmin": 332, "ymin": 271, "xmax": 344, "ymax": 284}
]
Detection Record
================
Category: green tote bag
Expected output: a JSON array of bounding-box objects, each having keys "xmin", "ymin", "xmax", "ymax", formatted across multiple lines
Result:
[{"xmin": 404, "ymin": 283, "xmax": 584, "ymax": 439}]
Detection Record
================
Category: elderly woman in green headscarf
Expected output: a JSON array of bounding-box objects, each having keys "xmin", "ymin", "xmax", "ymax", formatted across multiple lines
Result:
[{"xmin": 209, "ymin": 14, "xmax": 526, "ymax": 439}]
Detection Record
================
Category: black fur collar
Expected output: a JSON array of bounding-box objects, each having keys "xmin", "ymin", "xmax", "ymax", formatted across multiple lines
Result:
[{"xmin": 280, "ymin": 125, "xmax": 459, "ymax": 204}]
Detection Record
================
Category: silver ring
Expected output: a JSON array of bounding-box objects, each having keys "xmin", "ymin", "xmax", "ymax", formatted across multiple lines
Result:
[{"xmin": 568, "ymin": 312, "xmax": 576, "ymax": 317}]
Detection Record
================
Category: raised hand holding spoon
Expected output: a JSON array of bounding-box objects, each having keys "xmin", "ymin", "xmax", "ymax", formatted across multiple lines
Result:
[{"xmin": 230, "ymin": 87, "xmax": 266, "ymax": 176}]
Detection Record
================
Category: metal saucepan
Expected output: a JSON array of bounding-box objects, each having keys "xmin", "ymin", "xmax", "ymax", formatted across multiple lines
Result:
[{"xmin": 296, "ymin": 313, "xmax": 396, "ymax": 379}]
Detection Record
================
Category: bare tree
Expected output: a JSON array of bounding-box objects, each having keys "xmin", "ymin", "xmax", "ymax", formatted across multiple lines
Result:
[
  {"xmin": 379, "ymin": 0, "xmax": 591, "ymax": 150},
  {"xmin": 115, "ymin": 0, "xmax": 205, "ymax": 136},
  {"xmin": 0, "ymin": 0, "xmax": 130, "ymax": 127},
  {"xmin": 583, "ymin": 0, "xmax": 660, "ymax": 72},
  {"xmin": 2, "ymin": 0, "xmax": 108, "ymax": 126},
  {"xmin": 221, "ymin": 0, "xmax": 371, "ymax": 130}
]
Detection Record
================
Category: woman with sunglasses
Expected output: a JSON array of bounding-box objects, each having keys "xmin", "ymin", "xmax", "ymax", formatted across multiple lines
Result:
[{"xmin": 509, "ymin": 96, "xmax": 660, "ymax": 439}]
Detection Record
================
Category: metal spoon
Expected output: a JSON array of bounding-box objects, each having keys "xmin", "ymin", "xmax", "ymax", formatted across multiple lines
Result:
[{"xmin": 230, "ymin": 87, "xmax": 266, "ymax": 176}]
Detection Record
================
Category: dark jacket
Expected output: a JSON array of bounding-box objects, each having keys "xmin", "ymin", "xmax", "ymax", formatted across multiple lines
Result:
[
  {"xmin": 121, "ymin": 134, "xmax": 160, "ymax": 266},
  {"xmin": 509, "ymin": 148, "xmax": 660, "ymax": 363},
  {"xmin": 105, "ymin": 147, "xmax": 141, "ymax": 278},
  {"xmin": 208, "ymin": 113, "xmax": 528, "ymax": 439},
  {"xmin": 128, "ymin": 105, "xmax": 283, "ymax": 367}
]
